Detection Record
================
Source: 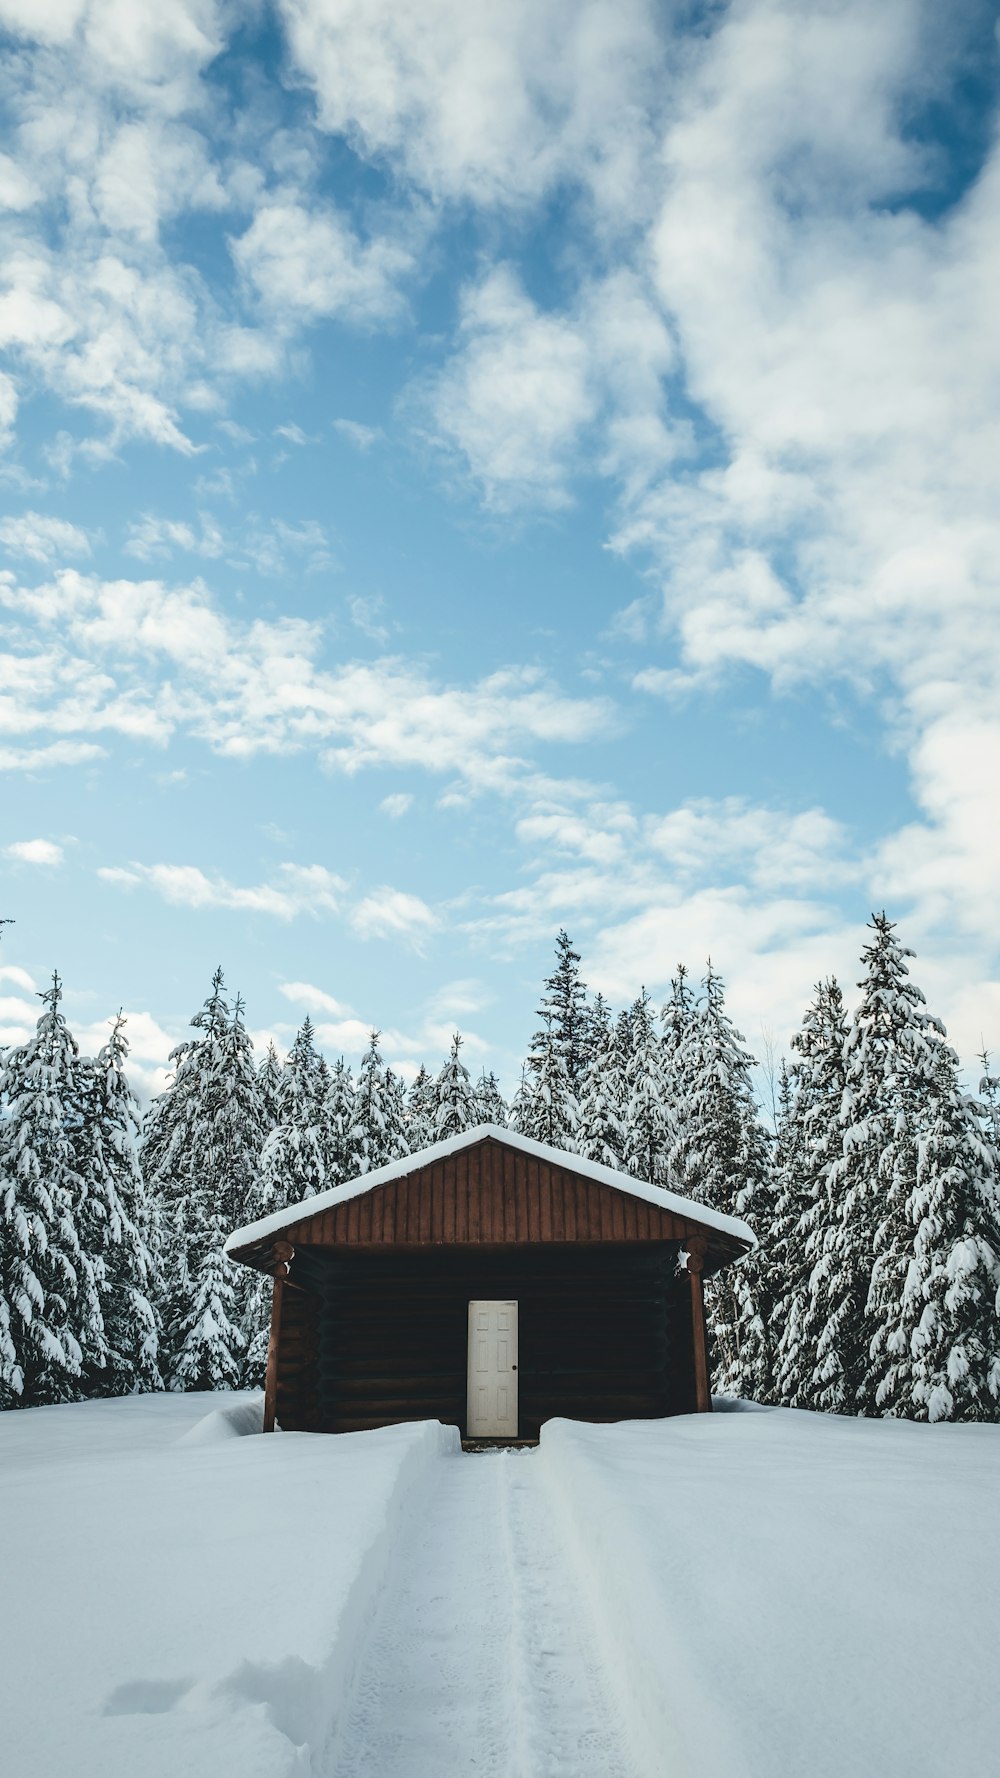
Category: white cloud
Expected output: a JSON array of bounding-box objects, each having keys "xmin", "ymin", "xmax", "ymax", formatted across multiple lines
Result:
[
  {"xmin": 379, "ymin": 792, "xmax": 413, "ymax": 818},
  {"xmin": 0, "ymin": 964, "xmax": 36, "ymax": 991},
  {"xmin": 279, "ymin": 980, "xmax": 353, "ymax": 1017},
  {"xmin": 124, "ymin": 513, "xmax": 225, "ymax": 562},
  {"xmin": 98, "ymin": 860, "xmax": 346, "ymax": 920},
  {"xmin": 333, "ymin": 418, "xmax": 380, "ymax": 451},
  {"xmin": 347, "ymin": 592, "xmax": 388, "ymax": 642},
  {"xmin": 231, "ymin": 199, "xmax": 413, "ymax": 327},
  {"xmin": 0, "ymin": 511, "xmax": 91, "ymax": 563},
  {"xmin": 419, "ymin": 264, "xmax": 676, "ymax": 510},
  {"xmin": 351, "ymin": 886, "xmax": 438, "ymax": 947},
  {"xmin": 0, "ymin": 152, "xmax": 40, "ymax": 212},
  {"xmin": 278, "ymin": 976, "xmax": 491, "ymax": 1069},
  {"xmin": 421, "ymin": 266, "xmax": 594, "ymax": 511},
  {"xmin": 274, "ymin": 422, "xmax": 314, "ymax": 445},
  {"xmin": 0, "ymin": 370, "xmax": 18, "ymax": 448},
  {"xmin": 0, "ymin": 566, "xmax": 614, "ymax": 790},
  {"xmin": 123, "ymin": 511, "xmax": 333, "ymax": 576},
  {"xmin": 0, "ymin": 739, "xmax": 106, "ymax": 770},
  {"xmin": 4, "ymin": 838, "xmax": 64, "ymax": 865},
  {"xmin": 277, "ymin": 0, "xmax": 663, "ymax": 214}
]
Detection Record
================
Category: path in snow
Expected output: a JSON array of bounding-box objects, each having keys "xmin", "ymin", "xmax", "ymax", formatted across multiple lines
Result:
[{"xmin": 325, "ymin": 1449, "xmax": 640, "ymax": 1778}]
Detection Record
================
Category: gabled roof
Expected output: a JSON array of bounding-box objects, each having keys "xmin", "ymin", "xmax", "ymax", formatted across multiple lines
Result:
[{"xmin": 225, "ymin": 1123, "xmax": 754, "ymax": 1255}]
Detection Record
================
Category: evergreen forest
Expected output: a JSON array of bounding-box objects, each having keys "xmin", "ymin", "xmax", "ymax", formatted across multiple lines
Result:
[{"xmin": 2, "ymin": 916, "xmax": 998, "ymax": 1424}]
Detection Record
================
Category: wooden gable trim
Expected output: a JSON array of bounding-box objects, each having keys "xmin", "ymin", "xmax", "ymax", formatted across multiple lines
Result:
[{"xmin": 229, "ymin": 1136, "xmax": 749, "ymax": 1276}]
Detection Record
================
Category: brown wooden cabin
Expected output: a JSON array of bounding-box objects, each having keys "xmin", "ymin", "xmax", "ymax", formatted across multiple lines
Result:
[{"xmin": 225, "ymin": 1126, "xmax": 753, "ymax": 1440}]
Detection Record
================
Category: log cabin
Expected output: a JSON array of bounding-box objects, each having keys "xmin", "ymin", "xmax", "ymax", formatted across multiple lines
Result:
[{"xmin": 225, "ymin": 1125, "xmax": 754, "ymax": 1440}]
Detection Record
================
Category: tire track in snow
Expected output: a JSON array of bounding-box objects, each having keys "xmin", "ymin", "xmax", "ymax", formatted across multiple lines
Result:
[{"xmin": 323, "ymin": 1448, "xmax": 639, "ymax": 1778}]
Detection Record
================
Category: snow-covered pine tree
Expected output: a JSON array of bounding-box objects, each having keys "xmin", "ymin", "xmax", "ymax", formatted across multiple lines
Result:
[
  {"xmin": 906, "ymin": 1056, "xmax": 1000, "ymax": 1421},
  {"xmin": 404, "ymin": 1064, "xmax": 436, "ymax": 1151},
  {"xmin": 534, "ymin": 930, "xmax": 590, "ymax": 1091},
  {"xmin": 275, "ymin": 1018, "xmax": 327, "ymax": 1194},
  {"xmin": 509, "ymin": 1065, "xmax": 532, "ymax": 1137},
  {"xmin": 142, "ymin": 968, "xmax": 261, "ymax": 1392},
  {"xmin": 661, "ymin": 964, "xmax": 696, "ymax": 1149},
  {"xmin": 621, "ymin": 989, "xmax": 671, "ymax": 1185},
  {"xmin": 284, "ymin": 1017, "xmax": 324, "ymax": 1116},
  {"xmin": 434, "ymin": 1034, "xmax": 478, "ymax": 1140},
  {"xmin": 826, "ymin": 915, "xmax": 945, "ymax": 1416},
  {"xmin": 671, "ymin": 963, "xmax": 773, "ymax": 1399},
  {"xmin": 474, "ymin": 1069, "xmax": 508, "ymax": 1128},
  {"xmin": 0, "ymin": 973, "xmax": 101, "ymax": 1405},
  {"xmin": 765, "ymin": 1059, "xmax": 800, "ymax": 1400},
  {"xmin": 513, "ymin": 1015, "xmax": 579, "ymax": 1151},
  {"xmin": 324, "ymin": 1057, "xmax": 362, "ymax": 1184},
  {"xmin": 216, "ymin": 992, "xmax": 267, "ymax": 1235},
  {"xmin": 976, "ymin": 1051, "xmax": 1000, "ymax": 1254},
  {"xmin": 614, "ymin": 1004, "xmax": 634, "ymax": 1072},
  {"xmin": 257, "ymin": 1069, "xmax": 326, "ymax": 1207},
  {"xmin": 355, "ymin": 1031, "xmax": 409, "ymax": 1173},
  {"xmin": 257, "ymin": 1040, "xmax": 284, "ymax": 1135},
  {"xmin": 244, "ymin": 1018, "xmax": 329, "ymax": 1377},
  {"xmin": 977, "ymin": 1050, "xmax": 1000, "ymax": 1231},
  {"xmin": 77, "ymin": 1015, "xmax": 162, "ymax": 1396},
  {"xmin": 172, "ymin": 1237, "xmax": 244, "ymax": 1393},
  {"xmin": 771, "ymin": 979, "xmax": 850, "ymax": 1408},
  {"xmin": 245, "ymin": 1024, "xmax": 327, "ymax": 1379},
  {"xmin": 577, "ymin": 1010, "xmax": 625, "ymax": 1170},
  {"xmin": 580, "ymin": 991, "xmax": 613, "ymax": 1071}
]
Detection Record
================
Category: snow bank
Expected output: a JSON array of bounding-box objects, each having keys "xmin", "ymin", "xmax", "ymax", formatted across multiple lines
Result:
[
  {"xmin": 178, "ymin": 1393, "xmax": 265, "ymax": 1443},
  {"xmin": 539, "ymin": 1408, "xmax": 1000, "ymax": 1778},
  {"xmin": 0, "ymin": 1392, "xmax": 459, "ymax": 1778}
]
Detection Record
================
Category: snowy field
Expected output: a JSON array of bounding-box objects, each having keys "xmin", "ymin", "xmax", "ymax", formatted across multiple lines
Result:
[{"xmin": 1, "ymin": 1395, "xmax": 997, "ymax": 1778}]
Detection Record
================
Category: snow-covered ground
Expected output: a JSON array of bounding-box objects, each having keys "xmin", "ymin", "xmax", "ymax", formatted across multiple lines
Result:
[
  {"xmin": 1, "ymin": 1393, "xmax": 453, "ymax": 1778},
  {"xmin": 1, "ymin": 1394, "xmax": 997, "ymax": 1778}
]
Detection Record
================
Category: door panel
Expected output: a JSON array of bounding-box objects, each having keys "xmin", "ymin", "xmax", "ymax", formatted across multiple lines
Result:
[{"xmin": 467, "ymin": 1300, "xmax": 518, "ymax": 1437}]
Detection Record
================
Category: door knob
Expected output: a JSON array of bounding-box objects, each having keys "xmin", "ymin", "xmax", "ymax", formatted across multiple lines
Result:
[{"xmin": 511, "ymin": 1364, "xmax": 517, "ymax": 1370}]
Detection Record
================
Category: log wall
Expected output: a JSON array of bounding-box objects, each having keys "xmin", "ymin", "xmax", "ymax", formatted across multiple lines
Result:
[{"xmin": 278, "ymin": 1241, "xmax": 689, "ymax": 1438}]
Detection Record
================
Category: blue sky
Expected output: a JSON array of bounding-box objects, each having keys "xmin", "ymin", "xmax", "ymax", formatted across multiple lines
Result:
[{"xmin": 1, "ymin": 0, "xmax": 999, "ymax": 1095}]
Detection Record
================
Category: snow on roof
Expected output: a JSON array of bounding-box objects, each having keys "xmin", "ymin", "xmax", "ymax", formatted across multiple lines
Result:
[{"xmin": 225, "ymin": 1123, "xmax": 755, "ymax": 1253}]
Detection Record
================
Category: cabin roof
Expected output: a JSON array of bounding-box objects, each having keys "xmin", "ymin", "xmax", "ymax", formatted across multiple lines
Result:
[{"xmin": 225, "ymin": 1123, "xmax": 755, "ymax": 1255}]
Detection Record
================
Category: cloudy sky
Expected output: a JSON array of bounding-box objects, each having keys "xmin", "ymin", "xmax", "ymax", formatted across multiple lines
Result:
[{"xmin": 1, "ymin": 0, "xmax": 999, "ymax": 1094}]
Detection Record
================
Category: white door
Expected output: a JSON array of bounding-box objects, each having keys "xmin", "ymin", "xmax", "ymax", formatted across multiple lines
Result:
[{"xmin": 467, "ymin": 1300, "xmax": 518, "ymax": 1438}]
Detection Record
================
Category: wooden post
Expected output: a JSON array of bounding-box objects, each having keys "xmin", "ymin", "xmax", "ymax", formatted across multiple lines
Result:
[
  {"xmin": 262, "ymin": 1275, "xmax": 284, "ymax": 1434},
  {"xmin": 686, "ymin": 1239, "xmax": 712, "ymax": 1414}
]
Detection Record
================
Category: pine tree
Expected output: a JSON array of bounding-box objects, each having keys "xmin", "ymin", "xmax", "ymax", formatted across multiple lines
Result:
[
  {"xmin": 406, "ymin": 1065, "xmax": 437, "ymax": 1150},
  {"xmin": 284, "ymin": 1018, "xmax": 325, "ymax": 1117},
  {"xmin": 142, "ymin": 968, "xmax": 263, "ymax": 1391},
  {"xmin": 771, "ymin": 979, "xmax": 850, "ymax": 1408},
  {"xmin": 514, "ymin": 1015, "xmax": 578, "ymax": 1150},
  {"xmin": 582, "ymin": 991, "xmax": 614, "ymax": 1070},
  {"xmin": 216, "ymin": 992, "xmax": 267, "ymax": 1235},
  {"xmin": 474, "ymin": 1069, "xmax": 508, "ymax": 1128},
  {"xmin": 434, "ymin": 1033, "xmax": 478, "ymax": 1140},
  {"xmin": 77, "ymin": 1015, "xmax": 162, "ymax": 1396},
  {"xmin": 0, "ymin": 973, "xmax": 101, "ymax": 1405},
  {"xmin": 671, "ymin": 964, "xmax": 773, "ymax": 1398},
  {"xmin": 172, "ymin": 1241, "xmax": 244, "ymax": 1393},
  {"xmin": 324, "ymin": 1058, "xmax": 362, "ymax": 1183},
  {"xmin": 577, "ymin": 1012, "xmax": 625, "ymax": 1170},
  {"xmin": 355, "ymin": 1031, "xmax": 409, "ymax": 1173},
  {"xmin": 825, "ymin": 915, "xmax": 945, "ymax": 1415},
  {"xmin": 257, "ymin": 1041, "xmax": 284, "ymax": 1135},
  {"xmin": 534, "ymin": 930, "xmax": 590, "ymax": 1090},
  {"xmin": 621, "ymin": 989, "xmax": 672, "ymax": 1185},
  {"xmin": 907, "ymin": 1058, "xmax": 1000, "ymax": 1421},
  {"xmin": 661, "ymin": 964, "xmax": 696, "ymax": 1147},
  {"xmin": 978, "ymin": 1049, "xmax": 1000, "ymax": 1147}
]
